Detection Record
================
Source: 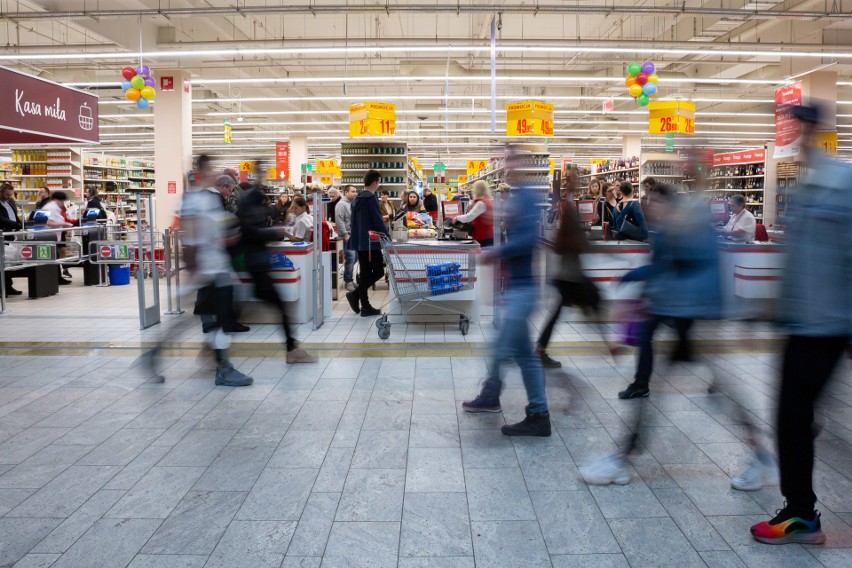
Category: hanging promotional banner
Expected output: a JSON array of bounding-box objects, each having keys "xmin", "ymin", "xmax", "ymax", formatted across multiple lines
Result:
[
  {"xmin": 316, "ymin": 159, "xmax": 338, "ymax": 174},
  {"xmin": 774, "ymin": 81, "xmax": 802, "ymax": 158},
  {"xmin": 457, "ymin": 175, "xmax": 468, "ymax": 184},
  {"xmin": 275, "ymin": 141, "xmax": 290, "ymax": 180},
  {"xmin": 648, "ymin": 100, "xmax": 695, "ymax": 135},
  {"xmin": 223, "ymin": 119, "xmax": 232, "ymax": 144},
  {"xmin": 318, "ymin": 175, "xmax": 334, "ymax": 185},
  {"xmin": 713, "ymin": 148, "xmax": 766, "ymax": 167},
  {"xmin": 815, "ymin": 131, "xmax": 838, "ymax": 156},
  {"xmin": 506, "ymin": 100, "xmax": 554, "ymax": 136},
  {"xmin": 349, "ymin": 101, "xmax": 396, "ymax": 137},
  {"xmin": 0, "ymin": 66, "xmax": 99, "ymax": 144},
  {"xmin": 466, "ymin": 159, "xmax": 489, "ymax": 175}
]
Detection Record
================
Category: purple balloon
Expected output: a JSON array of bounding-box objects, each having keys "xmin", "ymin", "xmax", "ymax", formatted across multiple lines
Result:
[
  {"xmin": 641, "ymin": 61, "xmax": 656, "ymax": 75},
  {"xmin": 144, "ymin": 76, "xmax": 156, "ymax": 87},
  {"xmin": 136, "ymin": 64, "xmax": 150, "ymax": 77}
]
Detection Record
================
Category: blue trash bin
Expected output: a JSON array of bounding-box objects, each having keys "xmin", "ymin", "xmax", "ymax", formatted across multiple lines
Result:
[{"xmin": 108, "ymin": 265, "xmax": 131, "ymax": 286}]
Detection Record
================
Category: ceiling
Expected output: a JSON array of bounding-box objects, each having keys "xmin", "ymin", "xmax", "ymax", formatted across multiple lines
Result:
[{"xmin": 2, "ymin": 0, "xmax": 852, "ymax": 168}]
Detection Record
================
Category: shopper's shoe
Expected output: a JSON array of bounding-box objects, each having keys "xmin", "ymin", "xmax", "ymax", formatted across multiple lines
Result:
[
  {"xmin": 461, "ymin": 389, "xmax": 501, "ymax": 413},
  {"xmin": 230, "ymin": 322, "xmax": 251, "ymax": 333},
  {"xmin": 5, "ymin": 286, "xmax": 23, "ymax": 296},
  {"xmin": 345, "ymin": 290, "xmax": 360, "ymax": 314},
  {"xmin": 618, "ymin": 383, "xmax": 650, "ymax": 400},
  {"xmin": 139, "ymin": 347, "xmax": 165, "ymax": 384},
  {"xmin": 215, "ymin": 364, "xmax": 254, "ymax": 387},
  {"xmin": 287, "ymin": 347, "xmax": 318, "ymax": 364},
  {"xmin": 58, "ymin": 278, "xmax": 72, "ymax": 285},
  {"xmin": 580, "ymin": 452, "xmax": 632, "ymax": 486},
  {"xmin": 501, "ymin": 410, "xmax": 551, "ymax": 437},
  {"xmin": 538, "ymin": 350, "xmax": 562, "ymax": 369},
  {"xmin": 360, "ymin": 305, "xmax": 381, "ymax": 317},
  {"xmin": 750, "ymin": 505, "xmax": 825, "ymax": 545},
  {"xmin": 345, "ymin": 281, "xmax": 356, "ymax": 292},
  {"xmin": 732, "ymin": 451, "xmax": 779, "ymax": 491},
  {"xmin": 62, "ymin": 269, "xmax": 72, "ymax": 279}
]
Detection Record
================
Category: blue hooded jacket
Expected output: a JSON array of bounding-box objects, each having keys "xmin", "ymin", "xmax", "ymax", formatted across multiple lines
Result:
[{"xmin": 347, "ymin": 189, "xmax": 390, "ymax": 251}]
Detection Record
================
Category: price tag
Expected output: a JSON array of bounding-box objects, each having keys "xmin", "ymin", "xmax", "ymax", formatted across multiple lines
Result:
[
  {"xmin": 815, "ymin": 131, "xmax": 838, "ymax": 156},
  {"xmin": 466, "ymin": 160, "xmax": 489, "ymax": 175},
  {"xmin": 318, "ymin": 175, "xmax": 334, "ymax": 185},
  {"xmin": 648, "ymin": 100, "xmax": 696, "ymax": 136},
  {"xmin": 316, "ymin": 159, "xmax": 338, "ymax": 174},
  {"xmin": 506, "ymin": 100, "xmax": 554, "ymax": 137},
  {"xmin": 457, "ymin": 175, "xmax": 468, "ymax": 184},
  {"xmin": 349, "ymin": 102, "xmax": 396, "ymax": 138},
  {"xmin": 239, "ymin": 161, "xmax": 255, "ymax": 173}
]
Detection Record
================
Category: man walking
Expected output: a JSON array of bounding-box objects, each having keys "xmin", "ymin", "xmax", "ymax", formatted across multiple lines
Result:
[
  {"xmin": 335, "ymin": 185, "xmax": 358, "ymax": 292},
  {"xmin": 0, "ymin": 183, "xmax": 23, "ymax": 295},
  {"xmin": 345, "ymin": 171, "xmax": 389, "ymax": 317}
]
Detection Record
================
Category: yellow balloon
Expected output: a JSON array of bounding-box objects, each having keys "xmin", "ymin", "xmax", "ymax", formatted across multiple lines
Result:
[
  {"xmin": 625, "ymin": 75, "xmax": 637, "ymax": 87},
  {"xmin": 125, "ymin": 88, "xmax": 141, "ymax": 101},
  {"xmin": 628, "ymin": 84, "xmax": 643, "ymax": 97},
  {"xmin": 647, "ymin": 73, "xmax": 659, "ymax": 85},
  {"xmin": 140, "ymin": 86, "xmax": 156, "ymax": 100}
]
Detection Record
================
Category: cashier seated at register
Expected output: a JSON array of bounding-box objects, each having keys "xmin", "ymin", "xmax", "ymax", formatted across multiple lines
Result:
[
  {"xmin": 282, "ymin": 197, "xmax": 313, "ymax": 242},
  {"xmin": 718, "ymin": 195, "xmax": 756, "ymax": 242}
]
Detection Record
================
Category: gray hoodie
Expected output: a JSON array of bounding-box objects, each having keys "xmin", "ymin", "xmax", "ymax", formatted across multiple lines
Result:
[{"xmin": 335, "ymin": 195, "xmax": 352, "ymax": 240}]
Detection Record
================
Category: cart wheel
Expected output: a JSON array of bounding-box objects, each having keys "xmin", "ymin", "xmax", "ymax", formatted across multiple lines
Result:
[
  {"xmin": 375, "ymin": 314, "xmax": 389, "ymax": 329},
  {"xmin": 459, "ymin": 317, "xmax": 470, "ymax": 336},
  {"xmin": 378, "ymin": 324, "xmax": 391, "ymax": 340}
]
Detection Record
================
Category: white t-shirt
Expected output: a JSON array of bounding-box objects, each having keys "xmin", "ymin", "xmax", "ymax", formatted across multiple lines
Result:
[
  {"xmin": 41, "ymin": 201, "xmax": 67, "ymax": 226},
  {"xmin": 288, "ymin": 212, "xmax": 313, "ymax": 241},
  {"xmin": 724, "ymin": 208, "xmax": 756, "ymax": 242}
]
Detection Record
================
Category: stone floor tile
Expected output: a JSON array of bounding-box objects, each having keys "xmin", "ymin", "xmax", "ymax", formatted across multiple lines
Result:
[
  {"xmin": 807, "ymin": 548, "xmax": 852, "ymax": 568},
  {"xmin": 8, "ymin": 465, "xmax": 121, "ymax": 518},
  {"xmin": 400, "ymin": 492, "xmax": 472, "ymax": 557},
  {"xmin": 465, "ymin": 467, "xmax": 535, "ymax": 521},
  {"xmin": 707, "ymin": 515, "xmax": 824, "ymax": 568},
  {"xmin": 351, "ymin": 429, "xmax": 408, "ymax": 469},
  {"xmin": 0, "ymin": 427, "xmax": 72, "ymax": 465},
  {"xmin": 653, "ymin": 487, "xmax": 732, "ymax": 552},
  {"xmin": 31, "ymin": 489, "xmax": 126, "ymax": 553},
  {"xmin": 664, "ymin": 464, "xmax": 766, "ymax": 517},
  {"xmin": 608, "ymin": 517, "xmax": 707, "ymax": 568},
  {"xmin": 470, "ymin": 520, "xmax": 551, "ymax": 568},
  {"xmin": 0, "ymin": 517, "xmax": 63, "ymax": 566},
  {"xmin": 588, "ymin": 478, "xmax": 669, "ymax": 519},
  {"xmin": 268, "ymin": 428, "xmax": 335, "ymax": 469},
  {"xmin": 512, "ymin": 437, "xmax": 584, "ymax": 491},
  {"xmin": 192, "ymin": 444, "xmax": 274, "ymax": 492},
  {"xmin": 105, "ymin": 466, "xmax": 206, "ymax": 519},
  {"xmin": 336, "ymin": 468, "xmax": 405, "ymax": 522},
  {"xmin": 236, "ymin": 468, "xmax": 318, "ymax": 521},
  {"xmin": 699, "ymin": 550, "xmax": 747, "ymax": 568},
  {"xmin": 77, "ymin": 427, "xmax": 164, "ymax": 466},
  {"xmin": 313, "ymin": 447, "xmax": 355, "ymax": 493},
  {"xmin": 322, "ymin": 521, "xmax": 400, "ymax": 568},
  {"xmin": 9, "ymin": 553, "xmax": 63, "ymax": 568},
  {"xmin": 282, "ymin": 557, "xmax": 323, "ymax": 568},
  {"xmin": 412, "ymin": 388, "xmax": 456, "ymax": 415},
  {"xmin": 49, "ymin": 518, "xmax": 162, "ymax": 568},
  {"xmin": 530, "ymin": 489, "xmax": 621, "ymax": 555},
  {"xmin": 127, "ymin": 555, "xmax": 208, "ymax": 568},
  {"xmin": 205, "ymin": 520, "xmax": 297, "ymax": 568},
  {"xmin": 397, "ymin": 558, "xmax": 475, "ymax": 568},
  {"xmin": 287, "ymin": 492, "xmax": 341, "ymax": 557},
  {"xmin": 459, "ymin": 429, "xmax": 517, "ymax": 468},
  {"xmin": 550, "ymin": 554, "xmax": 630, "ymax": 568},
  {"xmin": 406, "ymin": 447, "xmax": 465, "ymax": 493},
  {"xmin": 157, "ymin": 428, "xmax": 236, "ymax": 467},
  {"xmin": 101, "ymin": 444, "xmax": 172, "ymax": 491},
  {"xmin": 361, "ymin": 399, "xmax": 413, "ymax": 431},
  {"xmin": 307, "ymin": 379, "xmax": 357, "ymax": 401}
]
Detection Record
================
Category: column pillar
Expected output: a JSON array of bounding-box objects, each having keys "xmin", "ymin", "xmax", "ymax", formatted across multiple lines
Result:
[
  {"xmin": 289, "ymin": 135, "xmax": 309, "ymax": 186},
  {"xmin": 153, "ymin": 69, "xmax": 192, "ymax": 231},
  {"xmin": 800, "ymin": 71, "xmax": 837, "ymax": 130},
  {"xmin": 622, "ymin": 135, "xmax": 642, "ymax": 160}
]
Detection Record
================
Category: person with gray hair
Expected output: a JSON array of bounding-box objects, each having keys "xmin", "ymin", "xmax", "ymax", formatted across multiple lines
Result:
[
  {"xmin": 719, "ymin": 194, "xmax": 756, "ymax": 242},
  {"xmin": 327, "ymin": 187, "xmax": 341, "ymax": 224}
]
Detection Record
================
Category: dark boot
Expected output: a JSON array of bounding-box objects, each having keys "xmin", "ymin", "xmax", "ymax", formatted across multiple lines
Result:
[
  {"xmin": 462, "ymin": 383, "xmax": 501, "ymax": 413},
  {"xmin": 501, "ymin": 409, "xmax": 551, "ymax": 437}
]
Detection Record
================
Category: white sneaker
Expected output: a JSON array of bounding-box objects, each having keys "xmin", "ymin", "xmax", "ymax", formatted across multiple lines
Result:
[
  {"xmin": 580, "ymin": 453, "xmax": 631, "ymax": 486},
  {"xmin": 345, "ymin": 281, "xmax": 356, "ymax": 292},
  {"xmin": 731, "ymin": 452, "xmax": 779, "ymax": 491}
]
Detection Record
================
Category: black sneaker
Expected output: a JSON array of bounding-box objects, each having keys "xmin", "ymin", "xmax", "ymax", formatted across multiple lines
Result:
[
  {"xmin": 502, "ymin": 410, "xmax": 551, "ymax": 437},
  {"xmin": 346, "ymin": 290, "xmax": 360, "ymax": 314},
  {"xmin": 360, "ymin": 305, "xmax": 381, "ymax": 317},
  {"xmin": 5, "ymin": 286, "xmax": 23, "ymax": 296},
  {"xmin": 230, "ymin": 322, "xmax": 251, "ymax": 333},
  {"xmin": 462, "ymin": 391, "xmax": 501, "ymax": 413},
  {"xmin": 539, "ymin": 351, "xmax": 562, "ymax": 368},
  {"xmin": 618, "ymin": 383, "xmax": 650, "ymax": 399}
]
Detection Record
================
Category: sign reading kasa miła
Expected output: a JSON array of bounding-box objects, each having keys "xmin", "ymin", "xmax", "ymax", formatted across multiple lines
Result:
[
  {"xmin": 506, "ymin": 100, "xmax": 554, "ymax": 136},
  {"xmin": 349, "ymin": 102, "xmax": 396, "ymax": 137}
]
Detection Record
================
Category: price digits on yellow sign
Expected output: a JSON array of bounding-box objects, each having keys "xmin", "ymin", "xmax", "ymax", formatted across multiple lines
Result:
[
  {"xmin": 349, "ymin": 102, "xmax": 397, "ymax": 138},
  {"xmin": 466, "ymin": 160, "xmax": 488, "ymax": 175},
  {"xmin": 648, "ymin": 101, "xmax": 695, "ymax": 136},
  {"xmin": 506, "ymin": 101, "xmax": 554, "ymax": 137}
]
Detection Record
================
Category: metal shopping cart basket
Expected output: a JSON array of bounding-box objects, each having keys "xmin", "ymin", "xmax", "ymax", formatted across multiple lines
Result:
[{"xmin": 373, "ymin": 232, "xmax": 478, "ymax": 339}]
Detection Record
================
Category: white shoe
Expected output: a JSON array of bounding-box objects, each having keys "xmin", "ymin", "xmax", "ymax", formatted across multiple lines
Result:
[
  {"xmin": 731, "ymin": 451, "xmax": 778, "ymax": 491},
  {"xmin": 345, "ymin": 281, "xmax": 356, "ymax": 292},
  {"xmin": 580, "ymin": 453, "xmax": 631, "ymax": 486}
]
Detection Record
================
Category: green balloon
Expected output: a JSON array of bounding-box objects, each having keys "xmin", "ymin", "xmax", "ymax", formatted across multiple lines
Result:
[
  {"xmin": 627, "ymin": 62, "xmax": 642, "ymax": 76},
  {"xmin": 637, "ymin": 93, "xmax": 650, "ymax": 107},
  {"xmin": 130, "ymin": 75, "xmax": 145, "ymax": 90}
]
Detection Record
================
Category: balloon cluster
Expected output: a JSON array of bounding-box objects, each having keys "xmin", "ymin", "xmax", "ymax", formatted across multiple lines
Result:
[
  {"xmin": 121, "ymin": 65, "xmax": 156, "ymax": 110},
  {"xmin": 624, "ymin": 61, "xmax": 658, "ymax": 107}
]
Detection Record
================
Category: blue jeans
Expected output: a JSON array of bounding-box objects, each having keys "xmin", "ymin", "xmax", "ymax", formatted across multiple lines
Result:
[
  {"xmin": 343, "ymin": 249, "xmax": 357, "ymax": 283},
  {"xmin": 483, "ymin": 285, "xmax": 548, "ymax": 414}
]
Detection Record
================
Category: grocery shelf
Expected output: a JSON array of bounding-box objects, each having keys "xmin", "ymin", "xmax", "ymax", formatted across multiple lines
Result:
[
  {"xmin": 644, "ymin": 174, "xmax": 686, "ymax": 178},
  {"xmin": 84, "ymin": 178, "xmax": 131, "ymax": 183},
  {"xmin": 11, "ymin": 160, "xmax": 74, "ymax": 165},
  {"xmin": 578, "ymin": 166, "xmax": 639, "ymax": 178},
  {"xmin": 705, "ymin": 188, "xmax": 764, "ymax": 192},
  {"xmin": 84, "ymin": 164, "xmax": 129, "ymax": 170},
  {"xmin": 341, "ymin": 153, "xmax": 406, "ymax": 158}
]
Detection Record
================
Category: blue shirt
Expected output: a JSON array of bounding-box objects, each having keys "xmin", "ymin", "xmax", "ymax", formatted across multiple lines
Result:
[
  {"xmin": 495, "ymin": 185, "xmax": 540, "ymax": 284},
  {"xmin": 614, "ymin": 199, "xmax": 649, "ymax": 241}
]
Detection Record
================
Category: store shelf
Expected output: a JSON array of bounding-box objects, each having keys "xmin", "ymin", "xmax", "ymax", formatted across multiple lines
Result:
[
  {"xmin": 645, "ymin": 174, "xmax": 687, "ymax": 179},
  {"xmin": 710, "ymin": 175, "xmax": 764, "ymax": 180},
  {"xmin": 84, "ymin": 178, "xmax": 131, "ymax": 183},
  {"xmin": 578, "ymin": 166, "xmax": 638, "ymax": 178},
  {"xmin": 340, "ymin": 168, "xmax": 406, "ymax": 173},
  {"xmin": 84, "ymin": 164, "xmax": 129, "ymax": 170},
  {"xmin": 341, "ymin": 153, "xmax": 407, "ymax": 158},
  {"xmin": 11, "ymin": 160, "xmax": 73, "ymax": 165},
  {"xmin": 705, "ymin": 188, "xmax": 765, "ymax": 192}
]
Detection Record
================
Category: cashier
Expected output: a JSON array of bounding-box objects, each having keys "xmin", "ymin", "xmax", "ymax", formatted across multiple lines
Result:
[
  {"xmin": 454, "ymin": 180, "xmax": 494, "ymax": 247},
  {"xmin": 284, "ymin": 196, "xmax": 313, "ymax": 242},
  {"xmin": 719, "ymin": 195, "xmax": 756, "ymax": 242}
]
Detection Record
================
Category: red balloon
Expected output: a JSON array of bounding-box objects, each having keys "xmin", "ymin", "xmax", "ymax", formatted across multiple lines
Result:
[
  {"xmin": 121, "ymin": 66, "xmax": 136, "ymax": 80},
  {"xmin": 636, "ymin": 72, "xmax": 648, "ymax": 86}
]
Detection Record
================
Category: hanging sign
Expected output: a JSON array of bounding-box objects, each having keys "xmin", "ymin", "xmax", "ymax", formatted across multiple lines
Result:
[
  {"xmin": 223, "ymin": 119, "xmax": 232, "ymax": 144},
  {"xmin": 774, "ymin": 81, "xmax": 802, "ymax": 159},
  {"xmin": 648, "ymin": 100, "xmax": 695, "ymax": 135},
  {"xmin": 316, "ymin": 159, "xmax": 338, "ymax": 174},
  {"xmin": 266, "ymin": 167, "xmax": 277, "ymax": 180},
  {"xmin": 349, "ymin": 101, "xmax": 396, "ymax": 138},
  {"xmin": 506, "ymin": 100, "xmax": 554, "ymax": 136},
  {"xmin": 466, "ymin": 160, "xmax": 489, "ymax": 175},
  {"xmin": 815, "ymin": 131, "xmax": 838, "ymax": 156},
  {"xmin": 318, "ymin": 175, "xmax": 334, "ymax": 185},
  {"xmin": 275, "ymin": 142, "xmax": 290, "ymax": 180},
  {"xmin": 713, "ymin": 148, "xmax": 766, "ymax": 167},
  {"xmin": 457, "ymin": 175, "xmax": 468, "ymax": 184},
  {"xmin": 0, "ymin": 66, "xmax": 100, "ymax": 145},
  {"xmin": 549, "ymin": 159, "xmax": 555, "ymax": 176},
  {"xmin": 239, "ymin": 161, "xmax": 254, "ymax": 173}
]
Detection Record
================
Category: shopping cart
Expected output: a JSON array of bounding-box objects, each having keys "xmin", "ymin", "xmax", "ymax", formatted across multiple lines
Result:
[{"xmin": 373, "ymin": 232, "xmax": 478, "ymax": 339}]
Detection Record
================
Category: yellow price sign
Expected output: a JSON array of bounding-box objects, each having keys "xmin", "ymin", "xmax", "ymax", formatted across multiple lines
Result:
[
  {"xmin": 239, "ymin": 161, "xmax": 255, "ymax": 173},
  {"xmin": 318, "ymin": 175, "xmax": 334, "ymax": 185},
  {"xmin": 506, "ymin": 100, "xmax": 554, "ymax": 137},
  {"xmin": 266, "ymin": 167, "xmax": 276, "ymax": 179},
  {"xmin": 466, "ymin": 160, "xmax": 489, "ymax": 175},
  {"xmin": 648, "ymin": 100, "xmax": 696, "ymax": 136},
  {"xmin": 549, "ymin": 159, "xmax": 555, "ymax": 176},
  {"xmin": 349, "ymin": 101, "xmax": 397, "ymax": 138},
  {"xmin": 316, "ymin": 159, "xmax": 338, "ymax": 174},
  {"xmin": 590, "ymin": 159, "xmax": 609, "ymax": 165},
  {"xmin": 815, "ymin": 131, "xmax": 838, "ymax": 155},
  {"xmin": 458, "ymin": 175, "xmax": 468, "ymax": 184}
]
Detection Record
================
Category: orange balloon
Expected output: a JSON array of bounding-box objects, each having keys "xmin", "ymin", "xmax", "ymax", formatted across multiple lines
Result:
[
  {"xmin": 625, "ymin": 75, "xmax": 637, "ymax": 87},
  {"xmin": 650, "ymin": 91, "xmax": 658, "ymax": 98},
  {"xmin": 125, "ymin": 88, "xmax": 141, "ymax": 101}
]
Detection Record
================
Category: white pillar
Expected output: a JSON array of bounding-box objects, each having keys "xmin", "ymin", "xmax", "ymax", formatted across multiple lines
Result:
[
  {"xmin": 153, "ymin": 69, "xmax": 192, "ymax": 231},
  {"xmin": 622, "ymin": 135, "xmax": 642, "ymax": 160},
  {"xmin": 800, "ymin": 71, "xmax": 837, "ymax": 130},
  {"xmin": 289, "ymin": 135, "xmax": 309, "ymax": 186}
]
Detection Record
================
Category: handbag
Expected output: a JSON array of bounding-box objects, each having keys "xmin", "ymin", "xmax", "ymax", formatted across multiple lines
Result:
[{"xmin": 615, "ymin": 202, "xmax": 644, "ymax": 241}]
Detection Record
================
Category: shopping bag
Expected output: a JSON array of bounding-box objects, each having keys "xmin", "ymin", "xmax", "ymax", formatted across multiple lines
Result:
[{"xmin": 610, "ymin": 299, "xmax": 648, "ymax": 347}]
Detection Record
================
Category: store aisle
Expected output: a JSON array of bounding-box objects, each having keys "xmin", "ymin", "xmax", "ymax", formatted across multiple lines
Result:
[{"xmin": 0, "ymin": 350, "xmax": 850, "ymax": 567}]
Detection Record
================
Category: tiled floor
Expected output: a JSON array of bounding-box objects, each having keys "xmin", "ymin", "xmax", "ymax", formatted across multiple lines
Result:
[{"xmin": 1, "ymin": 271, "xmax": 851, "ymax": 567}]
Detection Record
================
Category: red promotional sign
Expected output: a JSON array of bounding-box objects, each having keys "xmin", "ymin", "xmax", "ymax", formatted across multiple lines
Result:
[
  {"xmin": 713, "ymin": 148, "xmax": 766, "ymax": 167},
  {"xmin": 276, "ymin": 142, "xmax": 290, "ymax": 180},
  {"xmin": 19, "ymin": 246, "xmax": 32, "ymax": 260},
  {"xmin": 774, "ymin": 81, "xmax": 802, "ymax": 159},
  {"xmin": 168, "ymin": 181, "xmax": 176, "ymax": 194},
  {"xmin": 0, "ymin": 66, "xmax": 99, "ymax": 145},
  {"xmin": 576, "ymin": 200, "xmax": 597, "ymax": 223},
  {"xmin": 100, "ymin": 246, "xmax": 112, "ymax": 258},
  {"xmin": 161, "ymin": 76, "xmax": 174, "ymax": 91}
]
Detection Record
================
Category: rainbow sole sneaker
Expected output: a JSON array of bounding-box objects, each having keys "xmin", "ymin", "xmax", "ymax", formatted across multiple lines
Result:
[{"xmin": 750, "ymin": 509, "xmax": 825, "ymax": 545}]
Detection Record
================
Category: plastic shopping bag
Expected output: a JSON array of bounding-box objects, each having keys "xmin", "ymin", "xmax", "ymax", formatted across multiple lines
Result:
[{"xmin": 609, "ymin": 299, "xmax": 648, "ymax": 347}]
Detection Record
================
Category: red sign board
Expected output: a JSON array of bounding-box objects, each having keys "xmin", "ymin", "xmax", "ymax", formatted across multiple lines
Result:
[
  {"xmin": 100, "ymin": 246, "xmax": 112, "ymax": 258},
  {"xmin": 774, "ymin": 81, "xmax": 802, "ymax": 159},
  {"xmin": 576, "ymin": 200, "xmax": 597, "ymax": 223},
  {"xmin": 168, "ymin": 181, "xmax": 176, "ymax": 194},
  {"xmin": 0, "ymin": 66, "xmax": 99, "ymax": 145},
  {"xmin": 161, "ymin": 76, "xmax": 174, "ymax": 91},
  {"xmin": 19, "ymin": 246, "xmax": 32, "ymax": 260},
  {"xmin": 713, "ymin": 148, "xmax": 766, "ymax": 167},
  {"xmin": 276, "ymin": 142, "xmax": 290, "ymax": 180}
]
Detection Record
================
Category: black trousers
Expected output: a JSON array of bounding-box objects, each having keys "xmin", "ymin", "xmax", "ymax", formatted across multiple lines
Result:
[
  {"xmin": 537, "ymin": 278, "xmax": 601, "ymax": 350},
  {"xmin": 356, "ymin": 250, "xmax": 384, "ymax": 307},
  {"xmin": 778, "ymin": 335, "xmax": 846, "ymax": 514},
  {"xmin": 248, "ymin": 270, "xmax": 295, "ymax": 351},
  {"xmin": 634, "ymin": 316, "xmax": 694, "ymax": 387}
]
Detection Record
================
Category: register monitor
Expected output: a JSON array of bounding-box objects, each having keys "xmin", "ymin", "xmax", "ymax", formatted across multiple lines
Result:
[{"xmin": 441, "ymin": 201, "xmax": 463, "ymax": 221}]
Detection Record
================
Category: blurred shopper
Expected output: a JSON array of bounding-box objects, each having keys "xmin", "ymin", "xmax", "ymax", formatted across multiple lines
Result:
[
  {"xmin": 272, "ymin": 192, "xmax": 292, "ymax": 226},
  {"xmin": 749, "ymin": 104, "xmax": 852, "ymax": 546},
  {"xmin": 83, "ymin": 187, "xmax": 108, "ymax": 220},
  {"xmin": 42, "ymin": 191, "xmax": 74, "ymax": 284},
  {"xmin": 601, "ymin": 182, "xmax": 618, "ymax": 231},
  {"xmin": 642, "ymin": 176, "xmax": 657, "ymax": 196},
  {"xmin": 581, "ymin": 185, "xmax": 722, "ymax": 484},
  {"xmin": 719, "ymin": 194, "xmax": 756, "ymax": 242},
  {"xmin": 327, "ymin": 188, "xmax": 341, "ymax": 224},
  {"xmin": 423, "ymin": 187, "xmax": 439, "ymax": 222},
  {"xmin": 614, "ymin": 181, "xmax": 648, "ymax": 241},
  {"xmin": 461, "ymin": 149, "xmax": 550, "ymax": 437},
  {"xmin": 0, "ymin": 183, "xmax": 23, "ymax": 295},
  {"xmin": 283, "ymin": 197, "xmax": 313, "ymax": 242},
  {"xmin": 453, "ymin": 180, "xmax": 494, "ymax": 247},
  {"xmin": 336, "ymin": 185, "xmax": 357, "ymax": 292},
  {"xmin": 238, "ymin": 187, "xmax": 316, "ymax": 364},
  {"xmin": 379, "ymin": 189, "xmax": 396, "ymax": 229},
  {"xmin": 346, "ymin": 170, "xmax": 390, "ymax": 317}
]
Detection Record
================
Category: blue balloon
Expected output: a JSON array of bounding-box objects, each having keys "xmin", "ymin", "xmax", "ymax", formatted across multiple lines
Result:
[
  {"xmin": 136, "ymin": 97, "xmax": 149, "ymax": 109},
  {"xmin": 121, "ymin": 79, "xmax": 132, "ymax": 91},
  {"xmin": 642, "ymin": 82, "xmax": 657, "ymax": 96}
]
